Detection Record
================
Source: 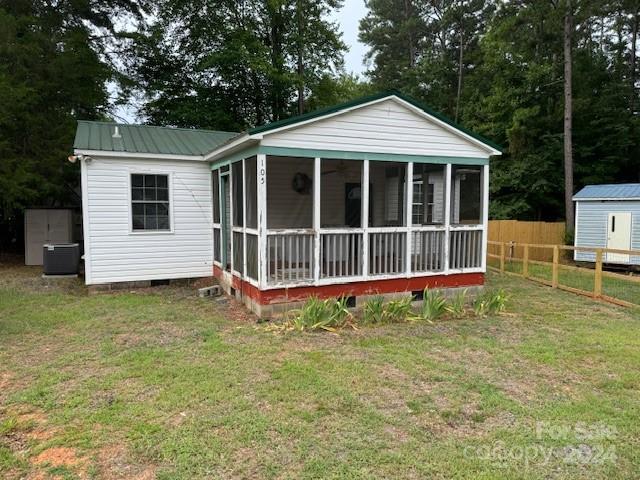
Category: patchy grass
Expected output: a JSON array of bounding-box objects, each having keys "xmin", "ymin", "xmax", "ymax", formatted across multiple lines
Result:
[
  {"xmin": 1, "ymin": 261, "xmax": 639, "ymax": 479},
  {"xmin": 495, "ymin": 257, "xmax": 640, "ymax": 306}
]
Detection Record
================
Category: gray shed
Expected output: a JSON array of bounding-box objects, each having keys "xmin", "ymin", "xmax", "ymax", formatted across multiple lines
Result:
[{"xmin": 573, "ymin": 184, "xmax": 640, "ymax": 265}]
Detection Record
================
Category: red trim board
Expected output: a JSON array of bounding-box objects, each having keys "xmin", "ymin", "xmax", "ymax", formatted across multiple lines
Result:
[{"xmin": 213, "ymin": 266, "xmax": 483, "ymax": 306}]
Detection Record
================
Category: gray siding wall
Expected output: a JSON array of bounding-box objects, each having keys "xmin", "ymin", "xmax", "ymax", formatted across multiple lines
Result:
[{"xmin": 575, "ymin": 200, "xmax": 640, "ymax": 263}]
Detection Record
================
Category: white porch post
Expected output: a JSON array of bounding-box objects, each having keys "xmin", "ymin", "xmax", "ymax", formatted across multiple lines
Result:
[
  {"xmin": 362, "ymin": 159, "xmax": 370, "ymax": 277},
  {"xmin": 257, "ymin": 154, "xmax": 267, "ymax": 288},
  {"xmin": 405, "ymin": 162, "xmax": 413, "ymax": 275},
  {"xmin": 313, "ymin": 157, "xmax": 321, "ymax": 283},
  {"xmin": 481, "ymin": 163, "xmax": 490, "ymax": 271},
  {"xmin": 443, "ymin": 163, "xmax": 452, "ymax": 274},
  {"xmin": 242, "ymin": 158, "xmax": 247, "ymax": 279},
  {"xmin": 229, "ymin": 164, "xmax": 234, "ymax": 273}
]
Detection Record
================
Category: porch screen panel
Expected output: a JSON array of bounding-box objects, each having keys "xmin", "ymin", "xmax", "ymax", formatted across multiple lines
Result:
[
  {"xmin": 412, "ymin": 164, "xmax": 445, "ymax": 225},
  {"xmin": 320, "ymin": 159, "xmax": 363, "ymax": 228},
  {"xmin": 369, "ymin": 161, "xmax": 407, "ymax": 227},
  {"xmin": 451, "ymin": 165, "xmax": 482, "ymax": 225},
  {"xmin": 232, "ymin": 162, "xmax": 243, "ymax": 227},
  {"xmin": 267, "ymin": 156, "xmax": 313, "ymax": 229},
  {"xmin": 213, "ymin": 228, "xmax": 221, "ymax": 263},
  {"xmin": 246, "ymin": 233, "xmax": 258, "ymax": 280},
  {"xmin": 212, "ymin": 170, "xmax": 220, "ymax": 224},
  {"xmin": 233, "ymin": 231, "xmax": 243, "ymax": 274},
  {"xmin": 245, "ymin": 156, "xmax": 258, "ymax": 229}
]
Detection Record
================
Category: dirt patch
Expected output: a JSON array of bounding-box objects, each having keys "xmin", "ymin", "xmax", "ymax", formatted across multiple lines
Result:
[
  {"xmin": 0, "ymin": 372, "xmax": 12, "ymax": 390},
  {"xmin": 96, "ymin": 443, "xmax": 157, "ymax": 480},
  {"xmin": 32, "ymin": 446, "xmax": 86, "ymax": 469}
]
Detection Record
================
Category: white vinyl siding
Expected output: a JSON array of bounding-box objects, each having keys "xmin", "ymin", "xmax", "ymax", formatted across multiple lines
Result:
[
  {"xmin": 574, "ymin": 200, "xmax": 640, "ymax": 264},
  {"xmin": 83, "ymin": 157, "xmax": 213, "ymax": 284},
  {"xmin": 260, "ymin": 99, "xmax": 490, "ymax": 158}
]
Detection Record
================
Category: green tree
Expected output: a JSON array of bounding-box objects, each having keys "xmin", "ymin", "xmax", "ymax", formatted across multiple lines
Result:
[
  {"xmin": 0, "ymin": 0, "xmax": 144, "ymax": 247},
  {"xmin": 133, "ymin": 0, "xmax": 347, "ymax": 130}
]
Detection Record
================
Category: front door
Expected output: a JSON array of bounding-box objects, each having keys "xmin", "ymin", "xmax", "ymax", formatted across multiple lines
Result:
[{"xmin": 606, "ymin": 212, "xmax": 632, "ymax": 263}]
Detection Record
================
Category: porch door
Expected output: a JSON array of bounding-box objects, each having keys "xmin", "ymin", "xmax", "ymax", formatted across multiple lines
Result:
[
  {"xmin": 606, "ymin": 212, "xmax": 631, "ymax": 263},
  {"xmin": 221, "ymin": 174, "xmax": 232, "ymax": 271}
]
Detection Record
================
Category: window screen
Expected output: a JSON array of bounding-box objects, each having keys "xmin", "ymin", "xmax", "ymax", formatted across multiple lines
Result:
[
  {"xmin": 232, "ymin": 161, "xmax": 243, "ymax": 227},
  {"xmin": 131, "ymin": 174, "xmax": 170, "ymax": 231}
]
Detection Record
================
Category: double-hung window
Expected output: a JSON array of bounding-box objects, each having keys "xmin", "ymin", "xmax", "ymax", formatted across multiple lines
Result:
[{"xmin": 131, "ymin": 174, "xmax": 170, "ymax": 231}]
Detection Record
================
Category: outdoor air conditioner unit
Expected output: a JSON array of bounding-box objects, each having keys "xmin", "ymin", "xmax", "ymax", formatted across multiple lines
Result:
[{"xmin": 42, "ymin": 243, "xmax": 80, "ymax": 276}]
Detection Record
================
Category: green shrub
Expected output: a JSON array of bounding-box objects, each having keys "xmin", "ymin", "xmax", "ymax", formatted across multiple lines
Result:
[
  {"xmin": 363, "ymin": 296, "xmax": 386, "ymax": 324},
  {"xmin": 288, "ymin": 296, "xmax": 352, "ymax": 331},
  {"xmin": 472, "ymin": 288, "xmax": 509, "ymax": 316},
  {"xmin": 413, "ymin": 288, "xmax": 447, "ymax": 322},
  {"xmin": 384, "ymin": 296, "xmax": 413, "ymax": 323},
  {"xmin": 446, "ymin": 289, "xmax": 467, "ymax": 318}
]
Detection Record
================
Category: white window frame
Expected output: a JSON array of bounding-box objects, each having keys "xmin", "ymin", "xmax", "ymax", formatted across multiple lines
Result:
[{"xmin": 127, "ymin": 169, "xmax": 175, "ymax": 235}]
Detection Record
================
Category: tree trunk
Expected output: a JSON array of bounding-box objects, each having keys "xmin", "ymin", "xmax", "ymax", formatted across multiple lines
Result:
[
  {"xmin": 563, "ymin": 0, "xmax": 574, "ymax": 234},
  {"xmin": 631, "ymin": 12, "xmax": 638, "ymax": 114},
  {"xmin": 404, "ymin": 0, "xmax": 415, "ymax": 68},
  {"xmin": 455, "ymin": 25, "xmax": 464, "ymax": 122},
  {"xmin": 296, "ymin": 0, "xmax": 304, "ymax": 115}
]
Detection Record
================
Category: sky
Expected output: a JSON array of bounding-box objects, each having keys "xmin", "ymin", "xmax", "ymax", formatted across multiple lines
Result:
[
  {"xmin": 333, "ymin": 0, "xmax": 369, "ymax": 75},
  {"xmin": 114, "ymin": 1, "xmax": 369, "ymax": 122}
]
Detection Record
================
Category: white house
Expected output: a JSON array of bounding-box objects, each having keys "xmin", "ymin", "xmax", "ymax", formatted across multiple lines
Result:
[{"xmin": 74, "ymin": 91, "xmax": 502, "ymax": 316}]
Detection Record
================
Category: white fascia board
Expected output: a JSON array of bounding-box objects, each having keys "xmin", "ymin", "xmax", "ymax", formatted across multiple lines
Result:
[
  {"xmin": 203, "ymin": 134, "xmax": 258, "ymax": 162},
  {"xmin": 74, "ymin": 149, "xmax": 204, "ymax": 162},
  {"xmin": 573, "ymin": 197, "xmax": 640, "ymax": 201}
]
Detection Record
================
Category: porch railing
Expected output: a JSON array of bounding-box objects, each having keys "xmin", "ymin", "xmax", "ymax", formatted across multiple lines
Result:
[
  {"xmin": 449, "ymin": 228, "xmax": 483, "ymax": 270},
  {"xmin": 263, "ymin": 227, "xmax": 484, "ymax": 286},
  {"xmin": 369, "ymin": 231, "xmax": 406, "ymax": 276},
  {"xmin": 266, "ymin": 232, "xmax": 314, "ymax": 284},
  {"xmin": 320, "ymin": 232, "xmax": 363, "ymax": 278},
  {"xmin": 411, "ymin": 229, "xmax": 445, "ymax": 273}
]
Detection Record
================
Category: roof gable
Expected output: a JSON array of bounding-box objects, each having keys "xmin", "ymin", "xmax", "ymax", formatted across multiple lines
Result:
[
  {"xmin": 249, "ymin": 91, "xmax": 502, "ymax": 155},
  {"xmin": 74, "ymin": 121, "xmax": 238, "ymax": 157}
]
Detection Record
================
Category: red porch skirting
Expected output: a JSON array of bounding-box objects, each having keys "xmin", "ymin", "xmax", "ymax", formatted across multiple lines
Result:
[{"xmin": 213, "ymin": 265, "xmax": 483, "ymax": 306}]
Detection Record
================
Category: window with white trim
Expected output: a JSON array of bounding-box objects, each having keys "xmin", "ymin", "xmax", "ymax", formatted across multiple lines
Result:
[{"xmin": 131, "ymin": 174, "xmax": 170, "ymax": 231}]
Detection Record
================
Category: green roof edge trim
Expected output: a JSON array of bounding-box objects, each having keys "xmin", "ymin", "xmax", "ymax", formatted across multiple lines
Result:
[{"xmin": 247, "ymin": 90, "xmax": 503, "ymax": 153}]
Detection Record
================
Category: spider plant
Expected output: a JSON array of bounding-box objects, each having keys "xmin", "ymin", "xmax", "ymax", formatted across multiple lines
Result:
[
  {"xmin": 363, "ymin": 295, "xmax": 386, "ymax": 324},
  {"xmin": 384, "ymin": 296, "xmax": 413, "ymax": 323},
  {"xmin": 446, "ymin": 289, "xmax": 467, "ymax": 318},
  {"xmin": 413, "ymin": 288, "xmax": 447, "ymax": 322},
  {"xmin": 288, "ymin": 296, "xmax": 352, "ymax": 331},
  {"xmin": 472, "ymin": 288, "xmax": 509, "ymax": 316}
]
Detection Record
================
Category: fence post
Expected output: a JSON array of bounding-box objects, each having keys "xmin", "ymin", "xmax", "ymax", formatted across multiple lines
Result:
[
  {"xmin": 594, "ymin": 248, "xmax": 603, "ymax": 298},
  {"xmin": 523, "ymin": 244, "xmax": 529, "ymax": 278},
  {"xmin": 552, "ymin": 246, "xmax": 559, "ymax": 288},
  {"xmin": 500, "ymin": 242, "xmax": 505, "ymax": 273}
]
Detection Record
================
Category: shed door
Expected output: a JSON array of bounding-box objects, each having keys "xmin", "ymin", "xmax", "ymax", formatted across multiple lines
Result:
[
  {"xmin": 606, "ymin": 212, "xmax": 631, "ymax": 263},
  {"xmin": 25, "ymin": 210, "xmax": 48, "ymax": 265},
  {"xmin": 47, "ymin": 210, "xmax": 71, "ymax": 244}
]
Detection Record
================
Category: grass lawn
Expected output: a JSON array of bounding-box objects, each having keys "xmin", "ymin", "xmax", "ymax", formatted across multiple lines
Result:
[
  {"xmin": 1, "ymin": 262, "xmax": 639, "ymax": 479},
  {"xmin": 489, "ymin": 256, "xmax": 640, "ymax": 306}
]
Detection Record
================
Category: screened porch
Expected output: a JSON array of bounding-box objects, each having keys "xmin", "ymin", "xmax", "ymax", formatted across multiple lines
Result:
[{"xmin": 212, "ymin": 155, "xmax": 488, "ymax": 289}]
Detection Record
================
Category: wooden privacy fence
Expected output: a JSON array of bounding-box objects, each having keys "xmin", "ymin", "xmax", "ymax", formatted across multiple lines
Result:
[
  {"xmin": 488, "ymin": 220, "xmax": 565, "ymax": 261},
  {"xmin": 487, "ymin": 240, "xmax": 640, "ymax": 308}
]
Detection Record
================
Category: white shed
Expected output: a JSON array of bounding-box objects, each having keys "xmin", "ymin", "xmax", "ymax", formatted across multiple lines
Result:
[{"xmin": 573, "ymin": 184, "xmax": 640, "ymax": 265}]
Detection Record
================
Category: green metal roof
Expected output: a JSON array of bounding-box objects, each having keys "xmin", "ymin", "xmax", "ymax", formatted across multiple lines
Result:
[
  {"xmin": 248, "ymin": 90, "xmax": 503, "ymax": 153},
  {"xmin": 74, "ymin": 121, "xmax": 239, "ymax": 156}
]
